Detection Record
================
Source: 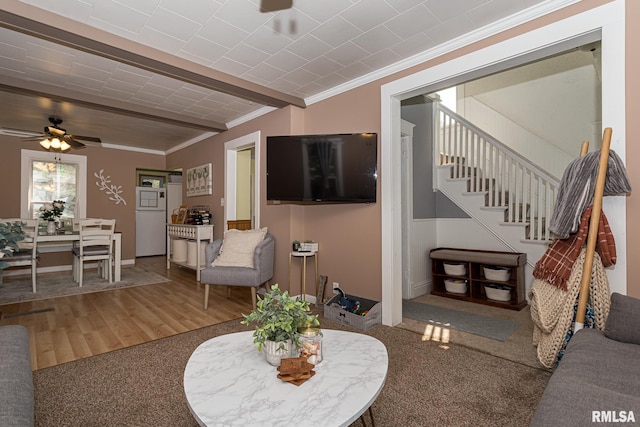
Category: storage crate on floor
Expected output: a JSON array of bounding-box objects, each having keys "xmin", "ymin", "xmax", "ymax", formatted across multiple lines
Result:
[{"xmin": 324, "ymin": 294, "xmax": 381, "ymax": 331}]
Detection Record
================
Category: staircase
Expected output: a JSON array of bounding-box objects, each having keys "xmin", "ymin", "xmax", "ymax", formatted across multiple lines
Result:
[{"xmin": 433, "ymin": 103, "xmax": 560, "ymax": 266}]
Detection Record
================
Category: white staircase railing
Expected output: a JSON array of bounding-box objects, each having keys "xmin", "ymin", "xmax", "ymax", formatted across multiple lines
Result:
[{"xmin": 433, "ymin": 102, "xmax": 560, "ymax": 242}]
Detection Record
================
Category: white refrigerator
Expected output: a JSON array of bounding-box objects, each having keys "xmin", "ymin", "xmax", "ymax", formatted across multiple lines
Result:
[{"xmin": 135, "ymin": 187, "xmax": 167, "ymax": 257}]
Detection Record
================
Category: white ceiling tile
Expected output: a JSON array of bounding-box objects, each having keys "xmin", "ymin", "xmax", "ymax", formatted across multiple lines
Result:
[
  {"xmin": 351, "ymin": 26, "xmax": 403, "ymax": 54},
  {"xmin": 136, "ymin": 27, "xmax": 185, "ymax": 55},
  {"xmin": 360, "ymin": 48, "xmax": 402, "ymax": 70},
  {"xmin": 425, "ymin": 0, "xmax": 488, "ymax": 22},
  {"xmin": 294, "ymin": 0, "xmax": 354, "ymax": 23},
  {"xmin": 281, "ymin": 67, "xmax": 319, "ymax": 86},
  {"xmin": 384, "ymin": 0, "xmax": 426, "ymax": 14},
  {"xmin": 244, "ymin": 62, "xmax": 287, "ymax": 83},
  {"xmin": 339, "ymin": 0, "xmax": 397, "ymax": 32},
  {"xmin": 335, "ymin": 61, "xmax": 374, "ymax": 80},
  {"xmin": 0, "ymin": 63, "xmax": 27, "ymax": 77},
  {"xmin": 174, "ymin": 86, "xmax": 209, "ymax": 102},
  {"xmin": 159, "ymin": 0, "xmax": 222, "ymax": 25},
  {"xmin": 180, "ymin": 36, "xmax": 228, "ymax": 65},
  {"xmin": 90, "ymin": 1, "xmax": 150, "ymax": 35},
  {"xmin": 467, "ymin": 0, "xmax": 529, "ymax": 28},
  {"xmin": 242, "ymin": 26, "xmax": 293, "ymax": 55},
  {"xmin": 198, "ymin": 17, "xmax": 250, "ymax": 49},
  {"xmin": 314, "ymin": 72, "xmax": 350, "ymax": 89},
  {"xmin": 103, "ymin": 77, "xmax": 142, "ymax": 94},
  {"xmin": 384, "ymin": 5, "xmax": 438, "ymax": 40},
  {"xmin": 264, "ymin": 49, "xmax": 307, "ymax": 71},
  {"xmin": 147, "ymin": 7, "xmax": 202, "ymax": 42},
  {"xmin": 0, "ymin": 43, "xmax": 26, "ymax": 61},
  {"xmin": 324, "ymin": 42, "xmax": 371, "ymax": 67},
  {"xmin": 131, "ymin": 90, "xmax": 167, "ymax": 104},
  {"xmin": 215, "ymin": 1, "xmax": 272, "ymax": 34},
  {"xmin": 69, "ymin": 63, "xmax": 111, "ymax": 82},
  {"xmin": 285, "ymin": 35, "xmax": 332, "ymax": 61},
  {"xmin": 225, "ymin": 43, "xmax": 271, "ymax": 68},
  {"xmin": 301, "ymin": 57, "xmax": 343, "ymax": 77},
  {"xmin": 119, "ymin": 0, "xmax": 162, "ymax": 16},
  {"xmin": 212, "ymin": 57, "xmax": 252, "ymax": 76},
  {"xmin": 424, "ymin": 14, "xmax": 475, "ymax": 45},
  {"xmin": 265, "ymin": 10, "xmax": 321, "ymax": 41},
  {"xmin": 25, "ymin": 56, "xmax": 72, "ymax": 76},
  {"xmin": 390, "ymin": 32, "xmax": 435, "ymax": 58},
  {"xmin": 65, "ymin": 81, "xmax": 102, "ymax": 95},
  {"xmin": 111, "ymin": 67, "xmax": 152, "ymax": 87},
  {"xmin": 310, "ymin": 16, "xmax": 362, "ymax": 48}
]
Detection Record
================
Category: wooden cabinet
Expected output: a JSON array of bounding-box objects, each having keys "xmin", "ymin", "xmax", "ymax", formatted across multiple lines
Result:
[
  {"xmin": 166, "ymin": 224, "xmax": 214, "ymax": 281},
  {"xmin": 430, "ymin": 248, "xmax": 527, "ymax": 310}
]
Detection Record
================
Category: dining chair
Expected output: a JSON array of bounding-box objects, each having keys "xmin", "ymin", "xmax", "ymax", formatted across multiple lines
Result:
[
  {"xmin": 0, "ymin": 219, "xmax": 39, "ymax": 292},
  {"xmin": 72, "ymin": 218, "xmax": 116, "ymax": 287}
]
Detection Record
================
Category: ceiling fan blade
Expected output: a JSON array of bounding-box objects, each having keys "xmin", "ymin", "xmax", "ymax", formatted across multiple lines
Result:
[
  {"xmin": 260, "ymin": 0, "xmax": 293, "ymax": 12},
  {"xmin": 0, "ymin": 127, "xmax": 42, "ymax": 138},
  {"xmin": 63, "ymin": 135, "xmax": 85, "ymax": 148},
  {"xmin": 71, "ymin": 135, "xmax": 101, "ymax": 143}
]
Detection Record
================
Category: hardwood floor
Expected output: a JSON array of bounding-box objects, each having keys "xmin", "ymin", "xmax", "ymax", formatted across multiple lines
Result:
[{"xmin": 0, "ymin": 256, "xmax": 254, "ymax": 370}]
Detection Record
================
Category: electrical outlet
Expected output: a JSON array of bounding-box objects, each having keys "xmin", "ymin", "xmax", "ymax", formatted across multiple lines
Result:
[{"xmin": 333, "ymin": 282, "xmax": 339, "ymax": 294}]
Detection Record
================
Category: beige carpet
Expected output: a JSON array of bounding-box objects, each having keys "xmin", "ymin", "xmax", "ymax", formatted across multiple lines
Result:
[
  {"xmin": 33, "ymin": 315, "xmax": 551, "ymax": 427},
  {"xmin": 0, "ymin": 266, "xmax": 170, "ymax": 305}
]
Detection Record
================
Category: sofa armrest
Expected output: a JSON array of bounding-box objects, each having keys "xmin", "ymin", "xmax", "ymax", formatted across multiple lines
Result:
[
  {"xmin": 0, "ymin": 325, "xmax": 34, "ymax": 426},
  {"xmin": 604, "ymin": 292, "xmax": 640, "ymax": 345}
]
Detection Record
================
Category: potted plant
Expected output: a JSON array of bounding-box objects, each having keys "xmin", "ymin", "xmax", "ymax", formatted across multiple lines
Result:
[
  {"xmin": 292, "ymin": 240, "xmax": 300, "ymax": 252},
  {"xmin": 0, "ymin": 221, "xmax": 26, "ymax": 270},
  {"xmin": 241, "ymin": 284, "xmax": 318, "ymax": 365},
  {"xmin": 39, "ymin": 200, "xmax": 65, "ymax": 235}
]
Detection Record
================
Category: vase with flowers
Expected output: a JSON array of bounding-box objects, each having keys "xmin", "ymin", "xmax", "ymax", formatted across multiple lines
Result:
[{"xmin": 39, "ymin": 200, "xmax": 65, "ymax": 234}]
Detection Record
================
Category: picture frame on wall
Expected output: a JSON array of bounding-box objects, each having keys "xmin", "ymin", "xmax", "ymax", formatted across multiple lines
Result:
[{"xmin": 186, "ymin": 163, "xmax": 212, "ymax": 197}]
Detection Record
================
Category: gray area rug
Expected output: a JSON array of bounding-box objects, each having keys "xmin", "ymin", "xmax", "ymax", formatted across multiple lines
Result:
[
  {"xmin": 0, "ymin": 266, "xmax": 169, "ymax": 305},
  {"xmin": 402, "ymin": 299, "xmax": 519, "ymax": 341}
]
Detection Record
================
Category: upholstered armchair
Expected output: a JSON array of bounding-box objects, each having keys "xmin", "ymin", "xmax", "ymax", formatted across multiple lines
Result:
[{"xmin": 201, "ymin": 231, "xmax": 275, "ymax": 310}]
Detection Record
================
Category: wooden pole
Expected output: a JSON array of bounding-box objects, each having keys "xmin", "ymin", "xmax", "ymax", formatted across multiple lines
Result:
[{"xmin": 574, "ymin": 128, "xmax": 612, "ymax": 331}]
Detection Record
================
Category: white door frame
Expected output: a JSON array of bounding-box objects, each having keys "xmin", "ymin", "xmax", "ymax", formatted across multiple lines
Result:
[
  {"xmin": 381, "ymin": 1, "xmax": 626, "ymax": 326},
  {"xmin": 225, "ymin": 131, "xmax": 261, "ymax": 230}
]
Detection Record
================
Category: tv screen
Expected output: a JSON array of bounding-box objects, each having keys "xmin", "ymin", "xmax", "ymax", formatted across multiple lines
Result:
[{"xmin": 267, "ymin": 133, "xmax": 377, "ymax": 204}]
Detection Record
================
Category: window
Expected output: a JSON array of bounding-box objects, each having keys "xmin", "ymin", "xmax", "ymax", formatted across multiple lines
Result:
[{"xmin": 21, "ymin": 150, "xmax": 87, "ymax": 221}]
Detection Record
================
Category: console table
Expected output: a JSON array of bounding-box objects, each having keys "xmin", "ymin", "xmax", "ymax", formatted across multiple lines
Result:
[
  {"xmin": 183, "ymin": 329, "xmax": 388, "ymax": 427},
  {"xmin": 166, "ymin": 224, "xmax": 214, "ymax": 281}
]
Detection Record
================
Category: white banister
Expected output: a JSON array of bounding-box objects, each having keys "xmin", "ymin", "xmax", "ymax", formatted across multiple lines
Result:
[{"xmin": 433, "ymin": 102, "xmax": 559, "ymax": 242}]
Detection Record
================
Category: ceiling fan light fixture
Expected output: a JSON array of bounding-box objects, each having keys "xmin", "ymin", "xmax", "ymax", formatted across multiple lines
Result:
[
  {"xmin": 60, "ymin": 140, "xmax": 71, "ymax": 151},
  {"xmin": 50, "ymin": 137, "xmax": 61, "ymax": 149},
  {"xmin": 39, "ymin": 138, "xmax": 51, "ymax": 149}
]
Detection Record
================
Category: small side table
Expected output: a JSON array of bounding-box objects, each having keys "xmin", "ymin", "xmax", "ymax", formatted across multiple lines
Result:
[{"xmin": 289, "ymin": 251, "xmax": 318, "ymax": 301}]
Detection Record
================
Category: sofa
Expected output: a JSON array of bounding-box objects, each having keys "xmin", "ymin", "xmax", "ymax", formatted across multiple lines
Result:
[
  {"xmin": 0, "ymin": 325, "xmax": 34, "ymax": 426},
  {"xmin": 532, "ymin": 292, "xmax": 640, "ymax": 426}
]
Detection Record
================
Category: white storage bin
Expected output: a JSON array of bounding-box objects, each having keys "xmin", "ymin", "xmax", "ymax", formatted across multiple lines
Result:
[
  {"xmin": 483, "ymin": 266, "xmax": 510, "ymax": 281},
  {"xmin": 187, "ymin": 241, "xmax": 207, "ymax": 267},
  {"xmin": 443, "ymin": 262, "xmax": 466, "ymax": 276},
  {"xmin": 444, "ymin": 279, "xmax": 467, "ymax": 294},
  {"xmin": 485, "ymin": 284, "xmax": 511, "ymax": 301},
  {"xmin": 172, "ymin": 239, "xmax": 188, "ymax": 262}
]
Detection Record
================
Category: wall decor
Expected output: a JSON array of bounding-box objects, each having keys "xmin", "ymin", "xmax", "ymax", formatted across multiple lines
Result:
[
  {"xmin": 186, "ymin": 163, "xmax": 212, "ymax": 197},
  {"xmin": 95, "ymin": 169, "xmax": 127, "ymax": 205},
  {"xmin": 176, "ymin": 205, "xmax": 188, "ymax": 224}
]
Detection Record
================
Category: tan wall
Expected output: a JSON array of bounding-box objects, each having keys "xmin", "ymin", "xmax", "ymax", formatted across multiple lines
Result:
[
  {"xmin": 3, "ymin": 0, "xmax": 637, "ymax": 300},
  {"xmin": 0, "ymin": 137, "xmax": 165, "ymax": 265}
]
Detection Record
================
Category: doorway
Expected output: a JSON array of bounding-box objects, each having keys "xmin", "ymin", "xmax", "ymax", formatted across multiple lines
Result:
[
  {"xmin": 225, "ymin": 131, "xmax": 261, "ymax": 231},
  {"xmin": 381, "ymin": 2, "xmax": 626, "ymax": 326}
]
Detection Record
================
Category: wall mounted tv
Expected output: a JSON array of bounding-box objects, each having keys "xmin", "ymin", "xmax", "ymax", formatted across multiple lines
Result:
[{"xmin": 267, "ymin": 133, "xmax": 377, "ymax": 204}]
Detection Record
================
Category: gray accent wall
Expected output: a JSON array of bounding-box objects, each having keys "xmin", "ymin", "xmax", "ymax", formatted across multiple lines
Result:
[{"xmin": 401, "ymin": 96, "xmax": 469, "ymax": 220}]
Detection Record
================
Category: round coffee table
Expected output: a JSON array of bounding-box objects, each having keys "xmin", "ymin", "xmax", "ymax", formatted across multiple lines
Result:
[{"xmin": 183, "ymin": 329, "xmax": 388, "ymax": 427}]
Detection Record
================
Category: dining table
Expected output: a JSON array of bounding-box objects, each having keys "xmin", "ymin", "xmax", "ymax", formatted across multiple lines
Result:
[{"xmin": 37, "ymin": 231, "xmax": 122, "ymax": 282}]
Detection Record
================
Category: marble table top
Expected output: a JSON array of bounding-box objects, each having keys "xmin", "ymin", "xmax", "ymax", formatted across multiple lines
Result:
[{"xmin": 183, "ymin": 329, "xmax": 388, "ymax": 427}]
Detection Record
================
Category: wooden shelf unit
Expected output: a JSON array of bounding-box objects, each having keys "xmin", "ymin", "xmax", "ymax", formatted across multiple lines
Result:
[
  {"xmin": 430, "ymin": 248, "xmax": 527, "ymax": 310},
  {"xmin": 166, "ymin": 224, "xmax": 214, "ymax": 281}
]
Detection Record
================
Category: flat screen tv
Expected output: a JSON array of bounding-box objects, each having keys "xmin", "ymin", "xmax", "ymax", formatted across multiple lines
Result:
[{"xmin": 267, "ymin": 133, "xmax": 377, "ymax": 204}]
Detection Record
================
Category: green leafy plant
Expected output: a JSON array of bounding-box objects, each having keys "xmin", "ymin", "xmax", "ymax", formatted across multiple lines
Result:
[
  {"xmin": 241, "ymin": 284, "xmax": 318, "ymax": 351},
  {"xmin": 0, "ymin": 221, "xmax": 26, "ymax": 270}
]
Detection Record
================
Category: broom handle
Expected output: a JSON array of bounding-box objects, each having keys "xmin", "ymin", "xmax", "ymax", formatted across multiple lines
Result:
[{"xmin": 574, "ymin": 128, "xmax": 612, "ymax": 331}]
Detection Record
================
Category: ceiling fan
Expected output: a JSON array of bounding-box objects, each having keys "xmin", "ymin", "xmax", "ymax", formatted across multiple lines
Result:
[
  {"xmin": 22, "ymin": 116, "xmax": 101, "ymax": 151},
  {"xmin": 260, "ymin": 0, "xmax": 293, "ymax": 12}
]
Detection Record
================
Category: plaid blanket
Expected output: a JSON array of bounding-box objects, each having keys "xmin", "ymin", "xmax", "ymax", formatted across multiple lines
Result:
[{"xmin": 532, "ymin": 206, "xmax": 616, "ymax": 290}]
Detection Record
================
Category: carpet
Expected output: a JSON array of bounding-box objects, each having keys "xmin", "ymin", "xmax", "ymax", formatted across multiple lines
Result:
[
  {"xmin": 0, "ymin": 266, "xmax": 170, "ymax": 305},
  {"xmin": 402, "ymin": 299, "xmax": 519, "ymax": 341},
  {"xmin": 32, "ymin": 316, "xmax": 551, "ymax": 427}
]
